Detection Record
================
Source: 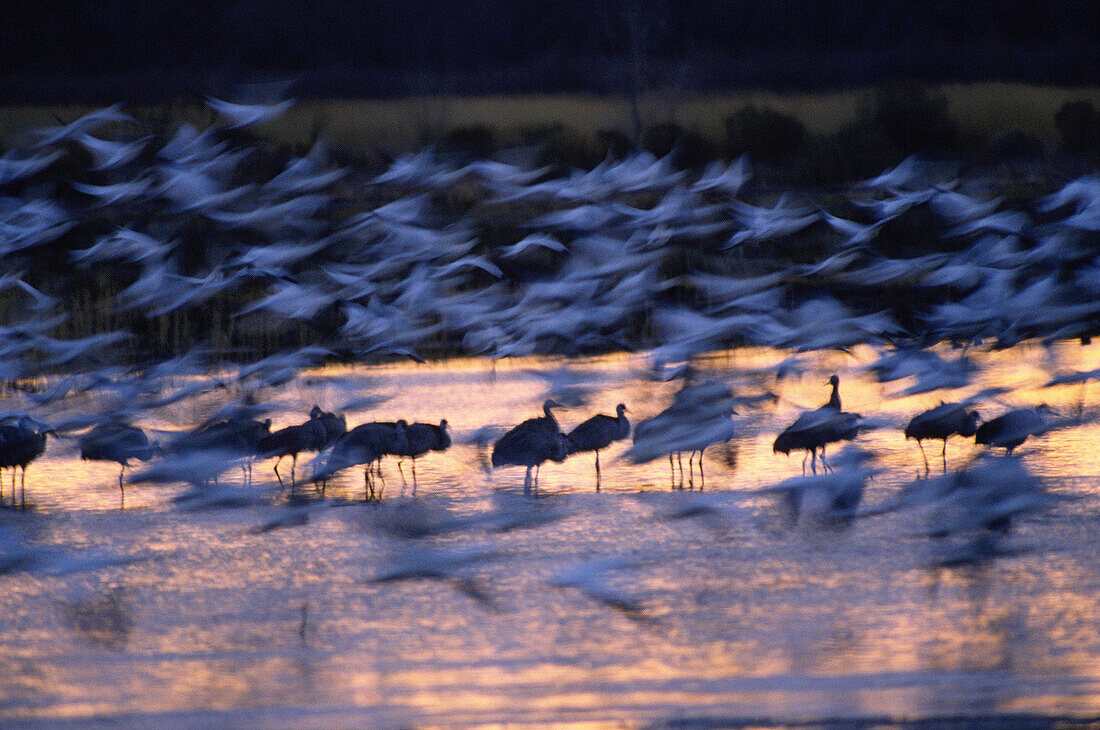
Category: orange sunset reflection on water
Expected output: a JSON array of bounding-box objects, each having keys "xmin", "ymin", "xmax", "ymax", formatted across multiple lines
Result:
[{"xmin": 4, "ymin": 341, "xmax": 1100, "ymax": 726}]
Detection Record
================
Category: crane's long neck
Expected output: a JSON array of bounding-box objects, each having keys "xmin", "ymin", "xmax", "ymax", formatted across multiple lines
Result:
[
  {"xmin": 543, "ymin": 403, "xmax": 559, "ymax": 429},
  {"xmin": 828, "ymin": 381, "xmax": 841, "ymax": 410}
]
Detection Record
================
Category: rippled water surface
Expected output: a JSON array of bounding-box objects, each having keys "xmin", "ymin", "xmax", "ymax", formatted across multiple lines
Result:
[{"xmin": 5, "ymin": 343, "xmax": 1100, "ymax": 726}]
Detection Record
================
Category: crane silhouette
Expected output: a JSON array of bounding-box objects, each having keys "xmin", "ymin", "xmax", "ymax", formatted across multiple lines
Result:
[
  {"xmin": 627, "ymin": 380, "xmax": 736, "ymax": 489},
  {"xmin": 257, "ymin": 418, "xmax": 328, "ymax": 489},
  {"xmin": 170, "ymin": 415, "xmax": 272, "ymax": 484},
  {"xmin": 80, "ymin": 422, "xmax": 162, "ymax": 507},
  {"xmin": 774, "ymin": 375, "xmax": 859, "ymax": 475},
  {"xmin": 975, "ymin": 405, "xmax": 1056, "ymax": 454},
  {"xmin": 492, "ymin": 399, "xmax": 569, "ymax": 494},
  {"xmin": 566, "ymin": 404, "xmax": 629, "ymax": 490},
  {"xmin": 393, "ymin": 419, "xmax": 451, "ymax": 494},
  {"xmin": 309, "ymin": 405, "xmax": 347, "ymax": 444},
  {"xmin": 321, "ymin": 420, "xmax": 410, "ymax": 500},
  {"xmin": 0, "ymin": 415, "xmax": 53, "ymax": 509},
  {"xmin": 905, "ymin": 402, "xmax": 980, "ymax": 473}
]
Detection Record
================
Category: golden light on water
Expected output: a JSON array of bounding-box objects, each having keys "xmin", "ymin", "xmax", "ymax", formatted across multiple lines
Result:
[{"xmin": 4, "ymin": 342, "xmax": 1100, "ymax": 724}]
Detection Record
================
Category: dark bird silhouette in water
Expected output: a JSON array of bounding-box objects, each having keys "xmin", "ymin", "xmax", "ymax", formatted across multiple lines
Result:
[
  {"xmin": 392, "ymin": 419, "xmax": 451, "ymax": 494},
  {"xmin": 80, "ymin": 422, "xmax": 162, "ymax": 507},
  {"xmin": 626, "ymin": 380, "xmax": 736, "ymax": 490},
  {"xmin": 0, "ymin": 415, "xmax": 53, "ymax": 509},
  {"xmin": 321, "ymin": 420, "xmax": 410, "ymax": 500},
  {"xmin": 824, "ymin": 373, "xmax": 841, "ymax": 409},
  {"xmin": 905, "ymin": 402, "xmax": 980, "ymax": 473},
  {"xmin": 566, "ymin": 403, "xmax": 630, "ymax": 490},
  {"xmin": 171, "ymin": 415, "xmax": 272, "ymax": 456},
  {"xmin": 492, "ymin": 399, "xmax": 569, "ymax": 494},
  {"xmin": 170, "ymin": 415, "xmax": 272, "ymax": 484},
  {"xmin": 975, "ymin": 405, "xmax": 1057, "ymax": 454},
  {"xmin": 309, "ymin": 405, "xmax": 347, "ymax": 444},
  {"xmin": 773, "ymin": 375, "xmax": 859, "ymax": 475},
  {"xmin": 257, "ymin": 418, "xmax": 328, "ymax": 489}
]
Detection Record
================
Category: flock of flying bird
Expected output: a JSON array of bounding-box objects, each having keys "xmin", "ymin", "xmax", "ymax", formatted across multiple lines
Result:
[
  {"xmin": 0, "ymin": 100, "xmax": 1097, "ymax": 374},
  {"xmin": 0, "ymin": 97, "xmax": 1094, "ymax": 573}
]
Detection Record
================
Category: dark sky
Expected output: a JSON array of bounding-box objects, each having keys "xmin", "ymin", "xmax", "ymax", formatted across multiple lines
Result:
[{"xmin": 4, "ymin": 1, "xmax": 1098, "ymax": 102}]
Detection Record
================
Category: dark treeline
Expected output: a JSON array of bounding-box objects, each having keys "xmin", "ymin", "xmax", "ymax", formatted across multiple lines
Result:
[{"xmin": 3, "ymin": 1, "xmax": 1098, "ymax": 103}]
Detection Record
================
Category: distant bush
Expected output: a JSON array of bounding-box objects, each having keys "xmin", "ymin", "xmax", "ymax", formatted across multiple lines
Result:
[
  {"xmin": 641, "ymin": 122, "xmax": 718, "ymax": 169},
  {"xmin": 594, "ymin": 128, "xmax": 634, "ymax": 160},
  {"xmin": 723, "ymin": 106, "xmax": 806, "ymax": 165},
  {"xmin": 439, "ymin": 125, "xmax": 499, "ymax": 159},
  {"xmin": 518, "ymin": 123, "xmax": 598, "ymax": 169},
  {"xmin": 794, "ymin": 121, "xmax": 902, "ymax": 186},
  {"xmin": 984, "ymin": 130, "xmax": 1046, "ymax": 162},
  {"xmin": 860, "ymin": 81, "xmax": 957, "ymax": 154},
  {"xmin": 1054, "ymin": 100, "xmax": 1099, "ymax": 155}
]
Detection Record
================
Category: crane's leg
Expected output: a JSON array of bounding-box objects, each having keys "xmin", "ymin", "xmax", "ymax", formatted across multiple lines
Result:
[
  {"xmin": 524, "ymin": 466, "xmax": 532, "ymax": 494},
  {"xmin": 290, "ymin": 454, "xmax": 298, "ymax": 490},
  {"xmin": 698, "ymin": 448, "xmax": 705, "ymax": 490},
  {"xmin": 397, "ymin": 459, "xmax": 407, "ymax": 487},
  {"xmin": 669, "ymin": 453, "xmax": 675, "ymax": 487},
  {"xmin": 534, "ymin": 464, "xmax": 541, "ymax": 490},
  {"xmin": 917, "ymin": 441, "xmax": 929, "ymax": 475},
  {"xmin": 119, "ymin": 466, "xmax": 126, "ymax": 509},
  {"xmin": 364, "ymin": 466, "xmax": 372, "ymax": 501},
  {"xmin": 20, "ymin": 467, "xmax": 26, "ymax": 510},
  {"xmin": 810, "ymin": 448, "xmax": 818, "ymax": 475},
  {"xmin": 273, "ymin": 456, "xmax": 284, "ymax": 487},
  {"xmin": 677, "ymin": 452, "xmax": 684, "ymax": 489},
  {"xmin": 412, "ymin": 457, "xmax": 418, "ymax": 496},
  {"xmin": 594, "ymin": 451, "xmax": 601, "ymax": 491},
  {"xmin": 374, "ymin": 460, "xmax": 385, "ymax": 500},
  {"xmin": 940, "ymin": 440, "xmax": 948, "ymax": 473}
]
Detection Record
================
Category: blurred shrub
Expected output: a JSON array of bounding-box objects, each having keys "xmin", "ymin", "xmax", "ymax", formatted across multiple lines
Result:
[
  {"xmin": 723, "ymin": 106, "xmax": 806, "ymax": 165},
  {"xmin": 1054, "ymin": 100, "xmax": 1099, "ymax": 155},
  {"xmin": 860, "ymin": 81, "xmax": 957, "ymax": 154},
  {"xmin": 594, "ymin": 128, "xmax": 634, "ymax": 160},
  {"xmin": 518, "ymin": 123, "xmax": 598, "ymax": 169},
  {"xmin": 439, "ymin": 125, "xmax": 498, "ymax": 159},
  {"xmin": 641, "ymin": 122, "xmax": 718, "ymax": 168},
  {"xmin": 984, "ymin": 129, "xmax": 1046, "ymax": 162},
  {"xmin": 794, "ymin": 121, "xmax": 902, "ymax": 186},
  {"xmin": 640, "ymin": 122, "xmax": 680, "ymax": 158}
]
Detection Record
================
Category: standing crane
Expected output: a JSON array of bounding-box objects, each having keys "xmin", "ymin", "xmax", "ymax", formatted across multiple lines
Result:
[
  {"xmin": 80, "ymin": 421, "xmax": 162, "ymax": 507},
  {"xmin": 393, "ymin": 419, "xmax": 451, "ymax": 494},
  {"xmin": 774, "ymin": 375, "xmax": 859, "ymax": 475},
  {"xmin": 905, "ymin": 402, "xmax": 980, "ymax": 473},
  {"xmin": 0, "ymin": 415, "xmax": 53, "ymax": 509},
  {"xmin": 321, "ymin": 420, "xmax": 410, "ymax": 500},
  {"xmin": 492, "ymin": 400, "xmax": 569, "ymax": 494},
  {"xmin": 566, "ymin": 404, "xmax": 629, "ymax": 490}
]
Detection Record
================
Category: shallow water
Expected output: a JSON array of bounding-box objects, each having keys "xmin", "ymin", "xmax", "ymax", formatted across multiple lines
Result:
[{"xmin": 4, "ymin": 343, "xmax": 1100, "ymax": 726}]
